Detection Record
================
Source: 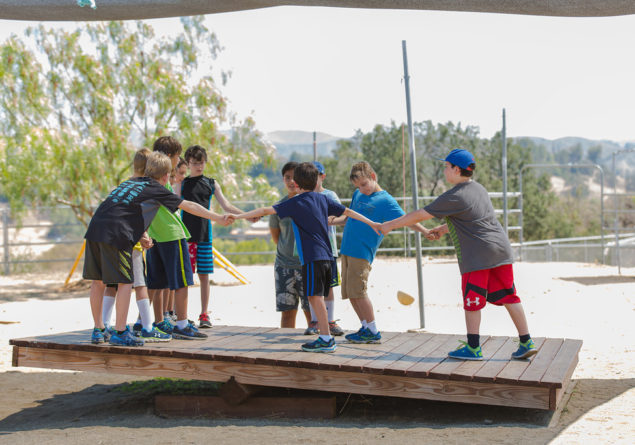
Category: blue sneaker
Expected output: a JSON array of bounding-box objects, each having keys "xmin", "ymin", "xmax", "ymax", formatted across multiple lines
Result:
[
  {"xmin": 153, "ymin": 320, "xmax": 174, "ymax": 335},
  {"xmin": 140, "ymin": 326, "xmax": 172, "ymax": 342},
  {"xmin": 109, "ymin": 327, "xmax": 144, "ymax": 347},
  {"xmin": 448, "ymin": 341, "xmax": 483, "ymax": 361},
  {"xmin": 172, "ymin": 322, "xmax": 208, "ymax": 340},
  {"xmin": 132, "ymin": 321, "xmax": 143, "ymax": 336},
  {"xmin": 345, "ymin": 327, "xmax": 382, "ymax": 344},
  {"xmin": 302, "ymin": 337, "xmax": 336, "ymax": 353},
  {"xmin": 511, "ymin": 339, "xmax": 538, "ymax": 359},
  {"xmin": 91, "ymin": 327, "xmax": 109, "ymax": 344}
]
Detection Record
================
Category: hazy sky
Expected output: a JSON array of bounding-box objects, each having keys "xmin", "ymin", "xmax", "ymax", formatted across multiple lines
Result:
[{"xmin": 2, "ymin": 6, "xmax": 635, "ymax": 141}]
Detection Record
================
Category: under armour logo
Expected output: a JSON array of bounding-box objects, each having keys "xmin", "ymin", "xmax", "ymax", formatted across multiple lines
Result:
[{"xmin": 466, "ymin": 297, "xmax": 481, "ymax": 307}]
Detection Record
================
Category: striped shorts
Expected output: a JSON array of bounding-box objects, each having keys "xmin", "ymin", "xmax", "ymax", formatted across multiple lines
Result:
[{"xmin": 188, "ymin": 241, "xmax": 214, "ymax": 274}]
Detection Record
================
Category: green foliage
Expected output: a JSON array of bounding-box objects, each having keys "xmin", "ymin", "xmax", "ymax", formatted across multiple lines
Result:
[
  {"xmin": 213, "ymin": 238, "xmax": 276, "ymax": 265},
  {"xmin": 115, "ymin": 377, "xmax": 220, "ymax": 395},
  {"xmin": 0, "ymin": 18, "xmax": 277, "ymax": 227}
]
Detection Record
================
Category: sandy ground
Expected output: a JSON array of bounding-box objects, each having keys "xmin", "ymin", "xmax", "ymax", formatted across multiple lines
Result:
[{"xmin": 0, "ymin": 258, "xmax": 633, "ymax": 444}]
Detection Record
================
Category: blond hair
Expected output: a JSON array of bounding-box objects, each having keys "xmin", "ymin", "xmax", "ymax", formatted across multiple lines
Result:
[
  {"xmin": 144, "ymin": 152, "xmax": 172, "ymax": 180},
  {"xmin": 349, "ymin": 161, "xmax": 376, "ymax": 182},
  {"xmin": 133, "ymin": 148, "xmax": 152, "ymax": 176}
]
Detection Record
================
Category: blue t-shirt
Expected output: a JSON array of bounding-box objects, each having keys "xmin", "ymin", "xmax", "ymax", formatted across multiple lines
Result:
[
  {"xmin": 273, "ymin": 191, "xmax": 345, "ymax": 265},
  {"xmin": 340, "ymin": 189, "xmax": 405, "ymax": 263}
]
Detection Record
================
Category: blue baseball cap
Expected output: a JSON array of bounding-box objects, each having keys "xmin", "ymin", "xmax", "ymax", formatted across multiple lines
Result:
[
  {"xmin": 313, "ymin": 161, "xmax": 326, "ymax": 174},
  {"xmin": 440, "ymin": 149, "xmax": 475, "ymax": 171}
]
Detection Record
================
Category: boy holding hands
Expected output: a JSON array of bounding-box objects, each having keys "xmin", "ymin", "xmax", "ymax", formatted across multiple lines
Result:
[
  {"xmin": 235, "ymin": 162, "xmax": 380, "ymax": 352},
  {"xmin": 380, "ymin": 149, "xmax": 537, "ymax": 360}
]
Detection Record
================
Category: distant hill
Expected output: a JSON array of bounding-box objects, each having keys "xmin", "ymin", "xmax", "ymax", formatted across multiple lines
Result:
[
  {"xmin": 264, "ymin": 130, "xmax": 345, "ymax": 159},
  {"xmin": 513, "ymin": 136, "xmax": 635, "ymax": 164}
]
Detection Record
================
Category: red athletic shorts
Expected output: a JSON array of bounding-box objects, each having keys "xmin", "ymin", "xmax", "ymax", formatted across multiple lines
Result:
[{"xmin": 461, "ymin": 264, "xmax": 521, "ymax": 311}]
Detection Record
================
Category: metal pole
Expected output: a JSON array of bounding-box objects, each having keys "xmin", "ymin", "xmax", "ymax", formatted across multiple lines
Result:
[
  {"xmin": 518, "ymin": 168, "xmax": 524, "ymax": 261},
  {"xmin": 402, "ymin": 40, "xmax": 425, "ymax": 329},
  {"xmin": 313, "ymin": 131, "xmax": 317, "ymax": 161},
  {"xmin": 502, "ymin": 108, "xmax": 508, "ymax": 235},
  {"xmin": 613, "ymin": 152, "xmax": 620, "ymax": 274},
  {"xmin": 3, "ymin": 209, "xmax": 9, "ymax": 275}
]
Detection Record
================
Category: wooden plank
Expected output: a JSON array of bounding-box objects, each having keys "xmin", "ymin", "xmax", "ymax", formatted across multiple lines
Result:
[
  {"xmin": 404, "ymin": 334, "xmax": 463, "ymax": 378},
  {"xmin": 383, "ymin": 333, "xmax": 457, "ymax": 376},
  {"xmin": 471, "ymin": 337, "xmax": 519, "ymax": 383},
  {"xmin": 15, "ymin": 346, "xmax": 551, "ymax": 409},
  {"xmin": 540, "ymin": 339, "xmax": 583, "ymax": 388},
  {"xmin": 12, "ymin": 345, "xmax": 19, "ymax": 367},
  {"xmin": 428, "ymin": 335, "xmax": 491, "ymax": 380},
  {"xmin": 516, "ymin": 338, "xmax": 564, "ymax": 386},
  {"xmin": 361, "ymin": 332, "xmax": 435, "ymax": 374},
  {"xmin": 450, "ymin": 336, "xmax": 508, "ymax": 382},
  {"xmin": 274, "ymin": 336, "xmax": 374, "ymax": 371},
  {"xmin": 494, "ymin": 337, "xmax": 547, "ymax": 385},
  {"xmin": 200, "ymin": 326, "xmax": 280, "ymax": 362},
  {"xmin": 549, "ymin": 380, "xmax": 577, "ymax": 422},
  {"xmin": 155, "ymin": 394, "xmax": 337, "ymax": 419},
  {"xmin": 335, "ymin": 331, "xmax": 406, "ymax": 373},
  {"xmin": 234, "ymin": 328, "xmax": 307, "ymax": 365}
]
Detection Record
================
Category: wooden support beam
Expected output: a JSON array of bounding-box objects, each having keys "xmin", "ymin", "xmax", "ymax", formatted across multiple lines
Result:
[{"xmin": 218, "ymin": 376, "xmax": 263, "ymax": 405}]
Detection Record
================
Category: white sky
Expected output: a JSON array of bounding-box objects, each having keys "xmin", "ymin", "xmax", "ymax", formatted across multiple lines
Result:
[{"xmin": 2, "ymin": 6, "xmax": 635, "ymax": 141}]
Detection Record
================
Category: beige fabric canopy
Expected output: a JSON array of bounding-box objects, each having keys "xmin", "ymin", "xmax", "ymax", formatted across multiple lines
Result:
[{"xmin": 1, "ymin": 1, "xmax": 634, "ymax": 21}]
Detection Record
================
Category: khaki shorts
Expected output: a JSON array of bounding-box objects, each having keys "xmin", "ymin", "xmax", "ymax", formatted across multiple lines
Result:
[{"xmin": 340, "ymin": 255, "xmax": 372, "ymax": 300}]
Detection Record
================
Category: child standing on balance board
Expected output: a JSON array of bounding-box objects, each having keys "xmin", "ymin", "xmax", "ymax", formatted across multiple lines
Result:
[
  {"xmin": 234, "ymin": 162, "xmax": 381, "ymax": 353},
  {"xmin": 380, "ymin": 149, "xmax": 537, "ymax": 360}
]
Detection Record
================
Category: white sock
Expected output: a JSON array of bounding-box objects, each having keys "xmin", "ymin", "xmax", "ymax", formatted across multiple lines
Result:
[
  {"xmin": 367, "ymin": 320, "xmax": 378, "ymax": 335},
  {"xmin": 136, "ymin": 298, "xmax": 153, "ymax": 331},
  {"xmin": 102, "ymin": 295, "xmax": 116, "ymax": 327},
  {"xmin": 176, "ymin": 319, "xmax": 188, "ymax": 329},
  {"xmin": 319, "ymin": 334, "xmax": 332, "ymax": 342},
  {"xmin": 325, "ymin": 300, "xmax": 335, "ymax": 322},
  {"xmin": 309, "ymin": 303, "xmax": 317, "ymax": 322},
  {"xmin": 361, "ymin": 319, "xmax": 368, "ymax": 329}
]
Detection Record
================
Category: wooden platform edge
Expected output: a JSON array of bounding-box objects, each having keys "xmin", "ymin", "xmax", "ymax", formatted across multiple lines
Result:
[
  {"xmin": 12, "ymin": 345, "xmax": 552, "ymax": 410},
  {"xmin": 548, "ymin": 352, "xmax": 579, "ymax": 410}
]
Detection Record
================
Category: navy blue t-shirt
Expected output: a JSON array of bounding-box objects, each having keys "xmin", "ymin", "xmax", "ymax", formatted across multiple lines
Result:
[{"xmin": 273, "ymin": 191, "xmax": 345, "ymax": 265}]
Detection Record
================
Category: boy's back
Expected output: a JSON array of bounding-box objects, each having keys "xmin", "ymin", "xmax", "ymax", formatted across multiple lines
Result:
[{"xmin": 181, "ymin": 175, "xmax": 215, "ymax": 243}]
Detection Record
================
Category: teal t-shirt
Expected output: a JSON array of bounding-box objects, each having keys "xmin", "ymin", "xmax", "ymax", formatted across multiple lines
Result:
[{"xmin": 147, "ymin": 182, "xmax": 190, "ymax": 242}]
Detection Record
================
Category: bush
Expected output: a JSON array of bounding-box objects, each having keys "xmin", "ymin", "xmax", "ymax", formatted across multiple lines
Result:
[{"xmin": 213, "ymin": 238, "xmax": 276, "ymax": 265}]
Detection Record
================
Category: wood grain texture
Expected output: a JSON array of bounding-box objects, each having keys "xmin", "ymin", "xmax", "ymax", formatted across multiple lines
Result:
[
  {"xmin": 541, "ymin": 339, "xmax": 583, "ymax": 387},
  {"xmin": 450, "ymin": 336, "xmax": 508, "ymax": 382},
  {"xmin": 495, "ymin": 337, "xmax": 547, "ymax": 385}
]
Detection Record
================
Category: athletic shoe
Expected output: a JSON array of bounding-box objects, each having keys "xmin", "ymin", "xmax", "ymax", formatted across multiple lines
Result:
[
  {"xmin": 91, "ymin": 327, "xmax": 108, "ymax": 344},
  {"xmin": 448, "ymin": 341, "xmax": 483, "ymax": 361},
  {"xmin": 132, "ymin": 321, "xmax": 143, "ymax": 336},
  {"xmin": 301, "ymin": 337, "xmax": 336, "ymax": 353},
  {"xmin": 304, "ymin": 321, "xmax": 319, "ymax": 335},
  {"xmin": 328, "ymin": 321, "xmax": 345, "ymax": 336},
  {"xmin": 109, "ymin": 327, "xmax": 144, "ymax": 347},
  {"xmin": 172, "ymin": 322, "xmax": 208, "ymax": 340},
  {"xmin": 198, "ymin": 312, "xmax": 212, "ymax": 329},
  {"xmin": 140, "ymin": 326, "xmax": 172, "ymax": 342},
  {"xmin": 153, "ymin": 320, "xmax": 174, "ymax": 335},
  {"xmin": 345, "ymin": 327, "xmax": 382, "ymax": 344},
  {"xmin": 511, "ymin": 339, "xmax": 538, "ymax": 360}
]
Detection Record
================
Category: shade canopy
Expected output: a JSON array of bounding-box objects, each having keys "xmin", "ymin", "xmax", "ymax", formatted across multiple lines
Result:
[{"xmin": 1, "ymin": 1, "xmax": 634, "ymax": 21}]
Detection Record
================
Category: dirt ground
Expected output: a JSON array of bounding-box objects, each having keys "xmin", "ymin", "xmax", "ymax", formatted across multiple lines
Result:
[{"xmin": 0, "ymin": 258, "xmax": 633, "ymax": 444}]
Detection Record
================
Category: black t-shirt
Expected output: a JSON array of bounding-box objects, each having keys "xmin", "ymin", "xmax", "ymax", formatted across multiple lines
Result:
[
  {"xmin": 180, "ymin": 175, "xmax": 215, "ymax": 243},
  {"xmin": 85, "ymin": 177, "xmax": 183, "ymax": 249}
]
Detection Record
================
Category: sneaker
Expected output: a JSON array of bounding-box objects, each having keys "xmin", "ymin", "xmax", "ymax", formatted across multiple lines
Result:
[
  {"xmin": 511, "ymin": 339, "xmax": 538, "ymax": 360},
  {"xmin": 345, "ymin": 327, "xmax": 382, "ymax": 344},
  {"xmin": 132, "ymin": 321, "xmax": 143, "ymax": 336},
  {"xmin": 169, "ymin": 312, "xmax": 177, "ymax": 323},
  {"xmin": 328, "ymin": 320, "xmax": 345, "ymax": 336},
  {"xmin": 301, "ymin": 337, "xmax": 336, "ymax": 353},
  {"xmin": 91, "ymin": 327, "xmax": 108, "ymax": 344},
  {"xmin": 198, "ymin": 312, "xmax": 212, "ymax": 329},
  {"xmin": 172, "ymin": 322, "xmax": 208, "ymax": 340},
  {"xmin": 109, "ymin": 327, "xmax": 144, "ymax": 347},
  {"xmin": 448, "ymin": 341, "xmax": 483, "ymax": 361},
  {"xmin": 153, "ymin": 320, "xmax": 174, "ymax": 335},
  {"xmin": 304, "ymin": 321, "xmax": 319, "ymax": 335},
  {"xmin": 140, "ymin": 326, "xmax": 172, "ymax": 342}
]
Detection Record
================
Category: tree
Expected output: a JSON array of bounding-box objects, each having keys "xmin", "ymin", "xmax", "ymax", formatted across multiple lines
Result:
[{"xmin": 0, "ymin": 18, "xmax": 277, "ymax": 226}]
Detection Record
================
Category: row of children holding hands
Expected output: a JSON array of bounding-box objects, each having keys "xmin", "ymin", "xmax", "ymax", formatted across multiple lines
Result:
[{"xmin": 84, "ymin": 138, "xmax": 537, "ymax": 360}]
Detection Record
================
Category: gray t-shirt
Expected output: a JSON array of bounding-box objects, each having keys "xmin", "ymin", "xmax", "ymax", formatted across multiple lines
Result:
[
  {"xmin": 269, "ymin": 195, "xmax": 301, "ymax": 269},
  {"xmin": 424, "ymin": 180, "xmax": 513, "ymax": 274}
]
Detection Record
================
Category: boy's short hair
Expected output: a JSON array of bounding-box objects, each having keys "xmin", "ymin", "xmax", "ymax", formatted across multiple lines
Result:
[
  {"xmin": 133, "ymin": 148, "xmax": 152, "ymax": 175},
  {"xmin": 349, "ymin": 161, "xmax": 376, "ymax": 182},
  {"xmin": 450, "ymin": 163, "xmax": 475, "ymax": 177},
  {"xmin": 145, "ymin": 152, "xmax": 172, "ymax": 180},
  {"xmin": 153, "ymin": 136, "xmax": 182, "ymax": 157},
  {"xmin": 184, "ymin": 145, "xmax": 208, "ymax": 163},
  {"xmin": 281, "ymin": 161, "xmax": 298, "ymax": 176},
  {"xmin": 176, "ymin": 157, "xmax": 187, "ymax": 169},
  {"xmin": 293, "ymin": 162, "xmax": 318, "ymax": 191}
]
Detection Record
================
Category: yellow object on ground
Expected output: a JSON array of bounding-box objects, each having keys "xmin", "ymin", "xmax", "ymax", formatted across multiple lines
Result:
[
  {"xmin": 397, "ymin": 290, "xmax": 415, "ymax": 306},
  {"xmin": 64, "ymin": 240, "xmax": 86, "ymax": 287},
  {"xmin": 212, "ymin": 247, "xmax": 249, "ymax": 285}
]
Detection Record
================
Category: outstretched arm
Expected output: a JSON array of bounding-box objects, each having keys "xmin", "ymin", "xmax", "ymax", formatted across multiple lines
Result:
[
  {"xmin": 234, "ymin": 206, "xmax": 276, "ymax": 220},
  {"xmin": 380, "ymin": 208, "xmax": 434, "ymax": 235},
  {"xmin": 342, "ymin": 208, "xmax": 380, "ymax": 235},
  {"xmin": 178, "ymin": 200, "xmax": 234, "ymax": 226}
]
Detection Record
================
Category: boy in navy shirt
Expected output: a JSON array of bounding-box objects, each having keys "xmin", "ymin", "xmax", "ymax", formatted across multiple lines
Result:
[{"xmin": 235, "ymin": 162, "xmax": 381, "ymax": 352}]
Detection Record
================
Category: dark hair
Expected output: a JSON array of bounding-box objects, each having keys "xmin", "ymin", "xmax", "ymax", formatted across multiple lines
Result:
[
  {"xmin": 177, "ymin": 157, "xmax": 187, "ymax": 169},
  {"xmin": 281, "ymin": 161, "xmax": 298, "ymax": 176},
  {"xmin": 450, "ymin": 162, "xmax": 475, "ymax": 177},
  {"xmin": 349, "ymin": 161, "xmax": 376, "ymax": 182},
  {"xmin": 184, "ymin": 145, "xmax": 208, "ymax": 163},
  {"xmin": 153, "ymin": 136, "xmax": 182, "ymax": 157},
  {"xmin": 293, "ymin": 162, "xmax": 318, "ymax": 191}
]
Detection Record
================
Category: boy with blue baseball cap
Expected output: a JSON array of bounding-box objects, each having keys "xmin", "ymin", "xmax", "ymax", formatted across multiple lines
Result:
[{"xmin": 380, "ymin": 148, "xmax": 537, "ymax": 361}]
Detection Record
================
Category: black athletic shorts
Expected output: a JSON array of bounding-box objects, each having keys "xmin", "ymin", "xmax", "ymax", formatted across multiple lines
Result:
[
  {"xmin": 301, "ymin": 260, "xmax": 332, "ymax": 298},
  {"xmin": 83, "ymin": 240, "xmax": 133, "ymax": 285}
]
